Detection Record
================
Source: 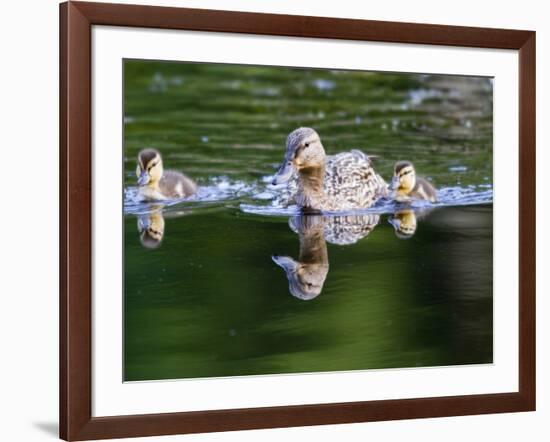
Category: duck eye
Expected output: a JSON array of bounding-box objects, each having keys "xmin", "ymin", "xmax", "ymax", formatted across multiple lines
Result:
[{"xmin": 304, "ymin": 142, "xmax": 310, "ymax": 147}]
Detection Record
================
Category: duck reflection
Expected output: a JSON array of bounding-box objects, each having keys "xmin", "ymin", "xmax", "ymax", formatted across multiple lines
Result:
[
  {"xmin": 319, "ymin": 214, "xmax": 380, "ymax": 246},
  {"xmin": 136, "ymin": 204, "xmax": 192, "ymax": 249},
  {"xmin": 388, "ymin": 208, "xmax": 436, "ymax": 239},
  {"xmin": 388, "ymin": 209, "xmax": 417, "ymax": 239},
  {"xmin": 273, "ymin": 214, "xmax": 380, "ymax": 300},
  {"xmin": 273, "ymin": 216, "xmax": 329, "ymax": 300},
  {"xmin": 137, "ymin": 207, "xmax": 165, "ymax": 249}
]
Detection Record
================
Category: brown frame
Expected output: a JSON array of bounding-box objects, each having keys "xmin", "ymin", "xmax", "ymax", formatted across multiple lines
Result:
[{"xmin": 59, "ymin": 1, "xmax": 536, "ymax": 440}]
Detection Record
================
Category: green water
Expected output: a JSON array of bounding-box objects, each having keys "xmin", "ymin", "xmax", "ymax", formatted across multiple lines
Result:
[{"xmin": 123, "ymin": 60, "xmax": 493, "ymax": 382}]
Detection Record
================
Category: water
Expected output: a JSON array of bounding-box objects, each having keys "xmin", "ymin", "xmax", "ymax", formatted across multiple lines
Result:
[{"xmin": 123, "ymin": 61, "xmax": 493, "ymax": 382}]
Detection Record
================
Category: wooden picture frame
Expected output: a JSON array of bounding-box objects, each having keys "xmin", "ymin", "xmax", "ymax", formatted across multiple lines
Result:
[{"xmin": 60, "ymin": 1, "xmax": 536, "ymax": 440}]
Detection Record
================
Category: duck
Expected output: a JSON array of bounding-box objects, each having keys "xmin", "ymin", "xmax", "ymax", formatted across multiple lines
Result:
[
  {"xmin": 136, "ymin": 148, "xmax": 197, "ymax": 201},
  {"xmin": 272, "ymin": 128, "xmax": 388, "ymax": 212},
  {"xmin": 390, "ymin": 160, "xmax": 437, "ymax": 203}
]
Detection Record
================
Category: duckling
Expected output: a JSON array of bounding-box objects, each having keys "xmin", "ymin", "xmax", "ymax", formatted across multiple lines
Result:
[
  {"xmin": 391, "ymin": 160, "xmax": 437, "ymax": 203},
  {"xmin": 272, "ymin": 128, "xmax": 387, "ymax": 212},
  {"xmin": 272, "ymin": 215, "xmax": 329, "ymax": 300},
  {"xmin": 388, "ymin": 209, "xmax": 417, "ymax": 239},
  {"xmin": 137, "ymin": 209, "xmax": 165, "ymax": 249},
  {"xmin": 136, "ymin": 148, "xmax": 197, "ymax": 201}
]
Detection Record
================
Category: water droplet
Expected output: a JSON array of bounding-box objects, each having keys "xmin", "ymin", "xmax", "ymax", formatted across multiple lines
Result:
[
  {"xmin": 311, "ymin": 79, "xmax": 335, "ymax": 91},
  {"xmin": 449, "ymin": 165, "xmax": 468, "ymax": 172}
]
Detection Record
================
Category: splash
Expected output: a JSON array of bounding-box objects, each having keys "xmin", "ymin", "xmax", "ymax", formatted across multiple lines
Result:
[
  {"xmin": 240, "ymin": 183, "xmax": 493, "ymax": 217},
  {"xmin": 125, "ymin": 175, "xmax": 492, "ymax": 218},
  {"xmin": 124, "ymin": 176, "xmax": 260, "ymax": 215}
]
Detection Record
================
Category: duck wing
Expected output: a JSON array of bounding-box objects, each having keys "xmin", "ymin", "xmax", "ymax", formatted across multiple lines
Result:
[
  {"xmin": 324, "ymin": 150, "xmax": 387, "ymax": 209},
  {"xmin": 411, "ymin": 177, "xmax": 437, "ymax": 202},
  {"xmin": 159, "ymin": 171, "xmax": 198, "ymax": 199}
]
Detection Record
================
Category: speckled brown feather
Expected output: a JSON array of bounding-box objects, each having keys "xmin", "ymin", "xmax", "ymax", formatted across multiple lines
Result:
[
  {"xmin": 289, "ymin": 214, "xmax": 380, "ymax": 245},
  {"xmin": 277, "ymin": 150, "xmax": 388, "ymax": 211}
]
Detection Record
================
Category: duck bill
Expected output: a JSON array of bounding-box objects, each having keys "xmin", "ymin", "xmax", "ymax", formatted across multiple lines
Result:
[
  {"xmin": 387, "ymin": 216, "xmax": 400, "ymax": 230},
  {"xmin": 138, "ymin": 171, "xmax": 150, "ymax": 186},
  {"xmin": 390, "ymin": 176, "xmax": 399, "ymax": 191},
  {"xmin": 137, "ymin": 215, "xmax": 151, "ymax": 232},
  {"xmin": 272, "ymin": 159, "xmax": 294, "ymax": 185},
  {"xmin": 272, "ymin": 255, "xmax": 298, "ymax": 272}
]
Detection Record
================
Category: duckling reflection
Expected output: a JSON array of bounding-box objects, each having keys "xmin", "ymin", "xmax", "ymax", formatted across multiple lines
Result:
[
  {"xmin": 273, "ymin": 214, "xmax": 380, "ymax": 300},
  {"xmin": 136, "ymin": 205, "xmax": 193, "ymax": 249},
  {"xmin": 387, "ymin": 208, "xmax": 435, "ymax": 239},
  {"xmin": 388, "ymin": 209, "xmax": 417, "ymax": 239},
  {"xmin": 137, "ymin": 207, "xmax": 165, "ymax": 249}
]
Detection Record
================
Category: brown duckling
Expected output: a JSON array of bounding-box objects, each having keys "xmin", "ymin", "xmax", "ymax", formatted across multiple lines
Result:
[
  {"xmin": 136, "ymin": 148, "xmax": 197, "ymax": 201},
  {"xmin": 391, "ymin": 160, "xmax": 437, "ymax": 203}
]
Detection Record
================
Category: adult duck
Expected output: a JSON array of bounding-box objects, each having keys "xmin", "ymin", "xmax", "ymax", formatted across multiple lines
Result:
[{"xmin": 272, "ymin": 127, "xmax": 387, "ymax": 212}]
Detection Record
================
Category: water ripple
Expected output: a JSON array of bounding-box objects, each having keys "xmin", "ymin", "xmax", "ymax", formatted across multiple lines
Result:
[
  {"xmin": 240, "ymin": 183, "xmax": 493, "ymax": 217},
  {"xmin": 125, "ymin": 176, "xmax": 492, "ymax": 218},
  {"xmin": 124, "ymin": 176, "xmax": 260, "ymax": 215}
]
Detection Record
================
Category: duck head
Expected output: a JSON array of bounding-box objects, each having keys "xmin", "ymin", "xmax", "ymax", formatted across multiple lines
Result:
[
  {"xmin": 272, "ymin": 255, "xmax": 328, "ymax": 301},
  {"xmin": 272, "ymin": 127, "xmax": 326, "ymax": 185},
  {"xmin": 391, "ymin": 160, "xmax": 417, "ymax": 193},
  {"xmin": 272, "ymin": 215, "xmax": 329, "ymax": 300},
  {"xmin": 136, "ymin": 148, "xmax": 164, "ymax": 187}
]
